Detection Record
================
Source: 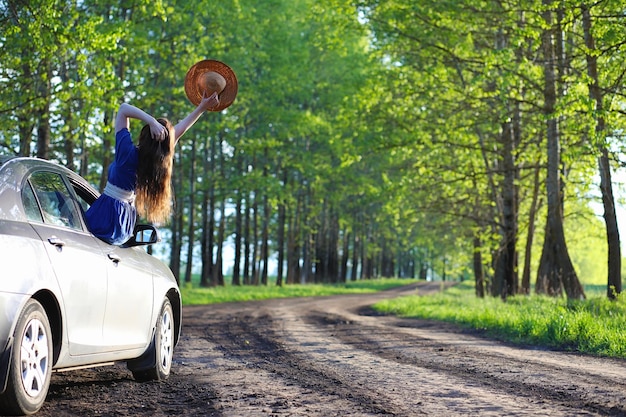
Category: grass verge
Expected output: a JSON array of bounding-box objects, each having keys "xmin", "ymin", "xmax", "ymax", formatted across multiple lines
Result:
[
  {"xmin": 180, "ymin": 278, "xmax": 416, "ymax": 305},
  {"xmin": 373, "ymin": 281, "xmax": 626, "ymax": 358}
]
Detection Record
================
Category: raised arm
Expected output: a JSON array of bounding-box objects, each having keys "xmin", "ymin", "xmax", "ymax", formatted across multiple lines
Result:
[
  {"xmin": 115, "ymin": 103, "xmax": 166, "ymax": 141},
  {"xmin": 174, "ymin": 92, "xmax": 219, "ymax": 144}
]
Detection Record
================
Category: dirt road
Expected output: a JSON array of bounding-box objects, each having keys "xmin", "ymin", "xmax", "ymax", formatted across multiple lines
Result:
[{"xmin": 38, "ymin": 281, "xmax": 626, "ymax": 416}]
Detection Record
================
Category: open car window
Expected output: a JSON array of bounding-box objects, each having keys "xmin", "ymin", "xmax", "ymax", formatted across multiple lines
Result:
[{"xmin": 69, "ymin": 177, "xmax": 97, "ymax": 213}]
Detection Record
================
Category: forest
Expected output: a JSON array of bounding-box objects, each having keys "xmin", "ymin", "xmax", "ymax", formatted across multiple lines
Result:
[{"xmin": 1, "ymin": 0, "xmax": 625, "ymax": 300}]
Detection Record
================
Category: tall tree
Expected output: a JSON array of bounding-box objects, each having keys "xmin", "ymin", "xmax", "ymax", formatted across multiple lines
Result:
[
  {"xmin": 581, "ymin": 2, "xmax": 622, "ymax": 298},
  {"xmin": 536, "ymin": 0, "xmax": 585, "ymax": 299}
]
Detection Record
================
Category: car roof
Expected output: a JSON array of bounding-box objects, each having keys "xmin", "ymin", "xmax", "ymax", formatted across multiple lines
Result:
[{"xmin": 0, "ymin": 157, "xmax": 99, "ymax": 222}]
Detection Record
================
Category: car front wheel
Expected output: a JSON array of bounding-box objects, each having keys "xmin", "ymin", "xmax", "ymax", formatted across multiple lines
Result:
[
  {"xmin": 0, "ymin": 299, "xmax": 53, "ymax": 416},
  {"xmin": 131, "ymin": 299, "xmax": 174, "ymax": 382}
]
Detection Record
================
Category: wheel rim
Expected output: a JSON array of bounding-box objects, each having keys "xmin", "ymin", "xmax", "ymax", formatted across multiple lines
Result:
[
  {"xmin": 20, "ymin": 318, "xmax": 49, "ymax": 398},
  {"xmin": 159, "ymin": 308, "xmax": 173, "ymax": 371}
]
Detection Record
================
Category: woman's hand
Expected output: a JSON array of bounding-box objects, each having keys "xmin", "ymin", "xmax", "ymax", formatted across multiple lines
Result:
[
  {"xmin": 150, "ymin": 119, "xmax": 167, "ymax": 142},
  {"xmin": 199, "ymin": 91, "xmax": 220, "ymax": 112},
  {"xmin": 115, "ymin": 103, "xmax": 167, "ymax": 141}
]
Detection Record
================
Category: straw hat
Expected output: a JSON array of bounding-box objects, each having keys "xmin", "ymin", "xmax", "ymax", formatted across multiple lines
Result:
[{"xmin": 184, "ymin": 60, "xmax": 238, "ymax": 111}]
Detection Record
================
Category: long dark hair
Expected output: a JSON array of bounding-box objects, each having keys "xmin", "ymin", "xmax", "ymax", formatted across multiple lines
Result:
[{"xmin": 135, "ymin": 118, "xmax": 175, "ymax": 223}]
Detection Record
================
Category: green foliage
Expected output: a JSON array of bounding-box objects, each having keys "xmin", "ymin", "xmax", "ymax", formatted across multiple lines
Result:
[
  {"xmin": 374, "ymin": 282, "xmax": 626, "ymax": 358},
  {"xmin": 1, "ymin": 0, "xmax": 625, "ymax": 296}
]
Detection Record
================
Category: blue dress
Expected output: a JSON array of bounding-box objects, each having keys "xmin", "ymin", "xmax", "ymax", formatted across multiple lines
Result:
[{"xmin": 86, "ymin": 128, "xmax": 138, "ymax": 245}]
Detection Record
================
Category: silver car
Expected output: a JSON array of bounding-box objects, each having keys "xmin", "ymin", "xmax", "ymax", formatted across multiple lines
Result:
[{"xmin": 0, "ymin": 156, "xmax": 182, "ymax": 415}]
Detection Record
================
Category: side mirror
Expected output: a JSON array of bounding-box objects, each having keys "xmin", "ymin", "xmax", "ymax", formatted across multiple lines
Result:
[{"xmin": 123, "ymin": 224, "xmax": 160, "ymax": 247}]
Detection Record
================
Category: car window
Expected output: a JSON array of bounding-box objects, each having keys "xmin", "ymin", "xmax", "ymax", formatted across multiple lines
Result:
[
  {"xmin": 69, "ymin": 179, "xmax": 96, "ymax": 213},
  {"xmin": 22, "ymin": 182, "xmax": 44, "ymax": 222},
  {"xmin": 73, "ymin": 192, "xmax": 90, "ymax": 214},
  {"xmin": 29, "ymin": 171, "xmax": 82, "ymax": 231}
]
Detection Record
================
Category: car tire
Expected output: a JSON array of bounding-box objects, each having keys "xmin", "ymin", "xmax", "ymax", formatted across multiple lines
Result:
[
  {"xmin": 131, "ymin": 299, "xmax": 174, "ymax": 382},
  {"xmin": 0, "ymin": 299, "xmax": 52, "ymax": 416}
]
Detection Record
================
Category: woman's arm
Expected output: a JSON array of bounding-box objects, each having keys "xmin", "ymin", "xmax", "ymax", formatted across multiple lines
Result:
[
  {"xmin": 115, "ymin": 103, "xmax": 166, "ymax": 141},
  {"xmin": 174, "ymin": 92, "xmax": 219, "ymax": 144}
]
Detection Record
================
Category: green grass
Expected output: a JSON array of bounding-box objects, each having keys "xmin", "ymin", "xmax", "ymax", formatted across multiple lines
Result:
[
  {"xmin": 180, "ymin": 277, "xmax": 417, "ymax": 305},
  {"xmin": 373, "ymin": 281, "xmax": 626, "ymax": 358}
]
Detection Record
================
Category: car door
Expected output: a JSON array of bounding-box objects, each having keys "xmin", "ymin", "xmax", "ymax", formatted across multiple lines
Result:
[
  {"xmin": 97, "ymin": 243, "xmax": 154, "ymax": 350},
  {"xmin": 25, "ymin": 170, "xmax": 110, "ymax": 356},
  {"xmin": 67, "ymin": 174, "xmax": 155, "ymax": 352}
]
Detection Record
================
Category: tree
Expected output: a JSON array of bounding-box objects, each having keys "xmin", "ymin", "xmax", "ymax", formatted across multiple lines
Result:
[
  {"xmin": 535, "ymin": 0, "xmax": 585, "ymax": 300},
  {"xmin": 581, "ymin": 2, "xmax": 622, "ymax": 299},
  {"xmin": 2, "ymin": 0, "xmax": 624, "ymax": 298}
]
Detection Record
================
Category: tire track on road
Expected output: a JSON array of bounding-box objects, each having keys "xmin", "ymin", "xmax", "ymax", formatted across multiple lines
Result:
[
  {"xmin": 200, "ymin": 312, "xmax": 409, "ymax": 416},
  {"xmin": 305, "ymin": 311, "xmax": 626, "ymax": 417}
]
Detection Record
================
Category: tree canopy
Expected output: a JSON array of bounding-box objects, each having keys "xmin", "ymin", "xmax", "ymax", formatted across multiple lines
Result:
[{"xmin": 1, "ymin": 0, "xmax": 625, "ymax": 299}]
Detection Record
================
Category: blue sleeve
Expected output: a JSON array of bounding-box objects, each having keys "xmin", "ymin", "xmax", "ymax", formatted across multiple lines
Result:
[
  {"xmin": 115, "ymin": 128, "xmax": 136, "ymax": 168},
  {"xmin": 108, "ymin": 128, "xmax": 138, "ymax": 190}
]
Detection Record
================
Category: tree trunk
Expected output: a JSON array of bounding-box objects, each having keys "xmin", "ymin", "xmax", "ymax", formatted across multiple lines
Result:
[
  {"xmin": 536, "ymin": 1, "xmax": 585, "ymax": 300},
  {"xmin": 521, "ymin": 165, "xmax": 542, "ymax": 295},
  {"xmin": 473, "ymin": 235, "xmax": 485, "ymax": 298},
  {"xmin": 494, "ymin": 121, "xmax": 518, "ymax": 299},
  {"xmin": 364, "ymin": 230, "xmax": 375, "ymax": 279},
  {"xmin": 314, "ymin": 206, "xmax": 325, "ymax": 283},
  {"xmin": 184, "ymin": 140, "xmax": 197, "ymax": 284},
  {"xmin": 381, "ymin": 241, "xmax": 394, "ymax": 278},
  {"xmin": 301, "ymin": 229, "xmax": 312, "ymax": 285},
  {"xmin": 214, "ymin": 138, "xmax": 226, "ymax": 286},
  {"xmin": 200, "ymin": 136, "xmax": 213, "ymax": 287},
  {"xmin": 360, "ymin": 234, "xmax": 366, "ymax": 279},
  {"xmin": 207, "ymin": 136, "xmax": 217, "ymax": 286},
  {"xmin": 215, "ymin": 197, "xmax": 226, "ymax": 286},
  {"xmin": 275, "ymin": 169, "xmax": 287, "ymax": 286},
  {"xmin": 286, "ymin": 191, "xmax": 300, "ymax": 285},
  {"xmin": 36, "ymin": 59, "xmax": 52, "ymax": 160},
  {"xmin": 98, "ymin": 112, "xmax": 113, "ymax": 193},
  {"xmin": 63, "ymin": 108, "xmax": 76, "ymax": 170},
  {"xmin": 582, "ymin": 5, "xmax": 622, "ymax": 299},
  {"xmin": 598, "ymin": 150, "xmax": 621, "ymax": 298},
  {"xmin": 59, "ymin": 60, "xmax": 78, "ymax": 171},
  {"xmin": 351, "ymin": 229, "xmax": 359, "ymax": 281},
  {"xmin": 243, "ymin": 191, "xmax": 251, "ymax": 285},
  {"xmin": 99, "ymin": 59, "xmax": 126, "ymax": 192},
  {"xmin": 18, "ymin": 115, "xmax": 33, "ymax": 157},
  {"xmin": 301, "ymin": 186, "xmax": 313, "ymax": 284},
  {"xmin": 327, "ymin": 211, "xmax": 340, "ymax": 282},
  {"xmin": 233, "ymin": 187, "xmax": 243, "ymax": 286},
  {"xmin": 251, "ymin": 187, "xmax": 259, "ymax": 285},
  {"xmin": 340, "ymin": 230, "xmax": 350, "ymax": 283},
  {"xmin": 18, "ymin": 63, "xmax": 33, "ymax": 157},
  {"xmin": 169, "ymin": 153, "xmax": 184, "ymax": 284},
  {"xmin": 260, "ymin": 193, "xmax": 270, "ymax": 286},
  {"xmin": 200, "ymin": 184, "xmax": 211, "ymax": 287}
]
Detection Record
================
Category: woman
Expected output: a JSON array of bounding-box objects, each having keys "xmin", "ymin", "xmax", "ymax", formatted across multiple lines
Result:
[{"xmin": 85, "ymin": 92, "xmax": 219, "ymax": 245}]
